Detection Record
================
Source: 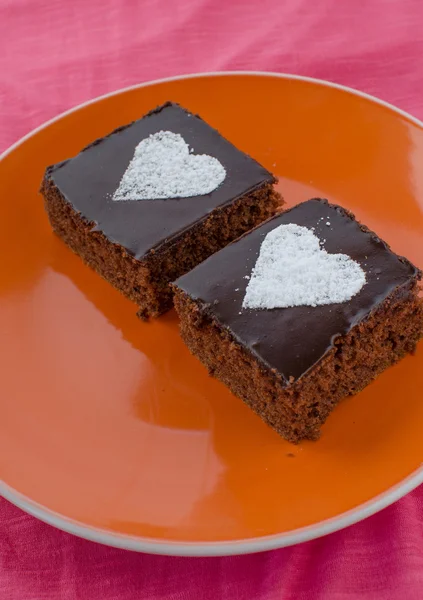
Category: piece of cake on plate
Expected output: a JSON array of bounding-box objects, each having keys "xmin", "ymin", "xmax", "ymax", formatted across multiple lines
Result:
[
  {"xmin": 173, "ymin": 199, "xmax": 423, "ymax": 442},
  {"xmin": 41, "ymin": 102, "xmax": 281, "ymax": 318}
]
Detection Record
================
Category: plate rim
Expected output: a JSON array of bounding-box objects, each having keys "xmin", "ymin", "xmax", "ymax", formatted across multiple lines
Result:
[{"xmin": 1, "ymin": 70, "xmax": 423, "ymax": 556}]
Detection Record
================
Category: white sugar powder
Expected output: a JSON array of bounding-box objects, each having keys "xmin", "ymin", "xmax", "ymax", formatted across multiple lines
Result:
[
  {"xmin": 242, "ymin": 224, "xmax": 366, "ymax": 309},
  {"xmin": 113, "ymin": 131, "xmax": 226, "ymax": 201}
]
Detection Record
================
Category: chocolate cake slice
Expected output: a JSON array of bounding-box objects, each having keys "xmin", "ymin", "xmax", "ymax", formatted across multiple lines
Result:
[
  {"xmin": 41, "ymin": 102, "xmax": 281, "ymax": 318},
  {"xmin": 173, "ymin": 199, "xmax": 423, "ymax": 443}
]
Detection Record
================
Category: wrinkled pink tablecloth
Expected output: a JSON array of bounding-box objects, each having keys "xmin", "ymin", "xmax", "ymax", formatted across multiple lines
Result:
[{"xmin": 2, "ymin": 1, "xmax": 423, "ymax": 598}]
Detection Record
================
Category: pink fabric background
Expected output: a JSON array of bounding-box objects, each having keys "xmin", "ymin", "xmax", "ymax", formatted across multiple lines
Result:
[{"xmin": 1, "ymin": 0, "xmax": 423, "ymax": 597}]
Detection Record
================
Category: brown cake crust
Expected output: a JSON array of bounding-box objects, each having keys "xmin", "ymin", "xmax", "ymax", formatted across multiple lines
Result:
[
  {"xmin": 41, "ymin": 176, "xmax": 281, "ymax": 318},
  {"xmin": 173, "ymin": 281, "xmax": 423, "ymax": 443}
]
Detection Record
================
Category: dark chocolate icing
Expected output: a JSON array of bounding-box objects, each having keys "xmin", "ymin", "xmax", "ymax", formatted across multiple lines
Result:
[
  {"xmin": 175, "ymin": 199, "xmax": 420, "ymax": 382},
  {"xmin": 47, "ymin": 102, "xmax": 274, "ymax": 259}
]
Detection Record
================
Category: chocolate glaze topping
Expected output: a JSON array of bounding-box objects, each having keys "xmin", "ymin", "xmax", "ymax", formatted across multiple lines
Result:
[
  {"xmin": 46, "ymin": 102, "xmax": 275, "ymax": 259},
  {"xmin": 175, "ymin": 199, "xmax": 420, "ymax": 382}
]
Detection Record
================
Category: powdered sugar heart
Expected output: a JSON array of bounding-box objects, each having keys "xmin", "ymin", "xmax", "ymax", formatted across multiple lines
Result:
[
  {"xmin": 113, "ymin": 131, "xmax": 226, "ymax": 201},
  {"xmin": 243, "ymin": 224, "xmax": 366, "ymax": 310}
]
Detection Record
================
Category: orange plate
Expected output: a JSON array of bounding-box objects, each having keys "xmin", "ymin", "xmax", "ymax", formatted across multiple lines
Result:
[{"xmin": 1, "ymin": 73, "xmax": 423, "ymax": 556}]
